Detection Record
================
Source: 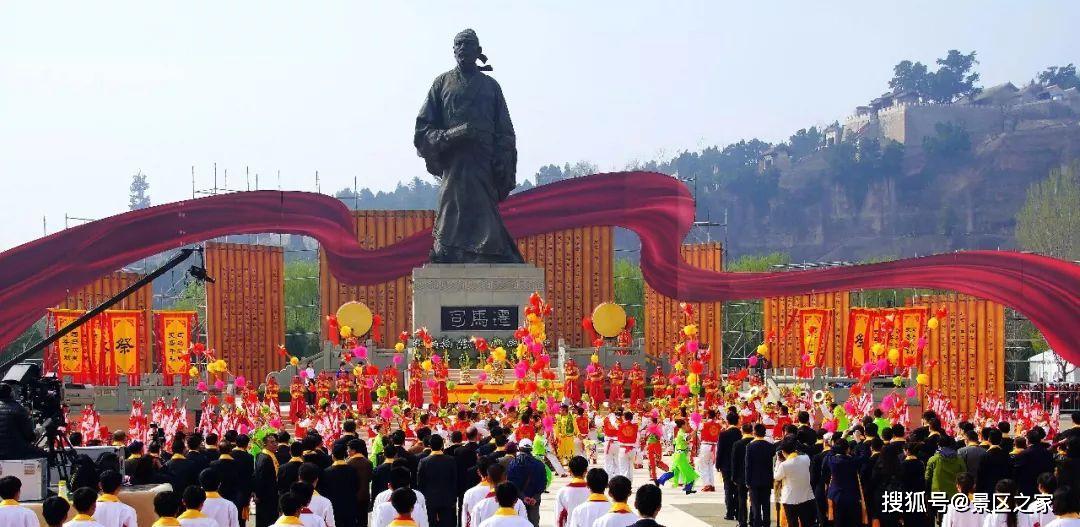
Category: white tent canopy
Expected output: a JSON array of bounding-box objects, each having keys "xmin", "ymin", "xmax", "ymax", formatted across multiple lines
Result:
[{"xmin": 1029, "ymin": 350, "xmax": 1080, "ymax": 383}]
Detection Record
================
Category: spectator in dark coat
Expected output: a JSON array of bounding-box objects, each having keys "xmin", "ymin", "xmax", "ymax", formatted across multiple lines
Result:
[
  {"xmin": 730, "ymin": 424, "xmax": 754, "ymax": 527},
  {"xmin": 824, "ymin": 440, "xmax": 862, "ymax": 527},
  {"xmin": 418, "ymin": 435, "xmax": 458, "ymax": 527},
  {"xmin": 230, "ymin": 435, "xmax": 255, "ymax": 525},
  {"xmin": 276, "ymin": 442, "xmax": 305, "ymax": 495},
  {"xmin": 164, "ymin": 439, "xmax": 200, "ymax": 494},
  {"xmin": 370, "ymin": 445, "xmax": 400, "ymax": 499},
  {"xmin": 744, "ymin": 424, "xmax": 774, "ymax": 527},
  {"xmin": 715, "ymin": 413, "xmax": 742, "ymax": 521},
  {"xmin": 506, "ymin": 438, "xmax": 547, "ymax": 527},
  {"xmin": 977, "ymin": 429, "xmax": 1012, "ymax": 494},
  {"xmin": 321, "ymin": 443, "xmax": 361, "ymax": 527},
  {"xmin": 1011, "ymin": 428, "xmax": 1055, "ymax": 496},
  {"xmin": 253, "ymin": 434, "xmax": 279, "ymax": 527}
]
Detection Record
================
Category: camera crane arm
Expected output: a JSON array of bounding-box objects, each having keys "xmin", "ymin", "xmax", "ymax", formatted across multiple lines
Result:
[{"xmin": 0, "ymin": 247, "xmax": 198, "ymax": 376}]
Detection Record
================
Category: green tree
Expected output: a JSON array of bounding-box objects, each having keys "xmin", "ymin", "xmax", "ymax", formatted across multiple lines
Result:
[
  {"xmin": 613, "ymin": 259, "xmax": 644, "ymax": 336},
  {"xmin": 928, "ymin": 50, "xmax": 981, "ymax": 102},
  {"xmin": 889, "ymin": 60, "xmax": 931, "ymax": 95},
  {"xmin": 726, "ymin": 252, "xmax": 791, "ymax": 272},
  {"xmin": 1037, "ymin": 64, "xmax": 1080, "ymax": 90},
  {"xmin": 129, "ymin": 171, "xmax": 151, "ymax": 210},
  {"xmin": 284, "ymin": 260, "xmax": 321, "ymax": 357},
  {"xmin": 922, "ymin": 122, "xmax": 972, "ymax": 160},
  {"xmin": 1015, "ymin": 161, "xmax": 1080, "ymax": 261},
  {"xmin": 788, "ymin": 127, "xmax": 824, "ymax": 159}
]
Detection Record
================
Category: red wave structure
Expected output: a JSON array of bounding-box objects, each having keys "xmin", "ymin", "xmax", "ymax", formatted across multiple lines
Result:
[{"xmin": 1, "ymin": 172, "xmax": 1077, "ymax": 364}]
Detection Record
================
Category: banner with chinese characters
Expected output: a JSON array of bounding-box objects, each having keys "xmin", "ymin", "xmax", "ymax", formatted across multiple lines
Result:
[
  {"xmin": 798, "ymin": 308, "xmax": 831, "ymax": 368},
  {"xmin": 153, "ymin": 311, "xmax": 197, "ymax": 385},
  {"xmin": 845, "ymin": 308, "xmax": 874, "ymax": 374},
  {"xmin": 107, "ymin": 310, "xmax": 144, "ymax": 380},
  {"xmin": 50, "ymin": 309, "xmax": 89, "ymax": 379},
  {"xmin": 897, "ymin": 307, "xmax": 928, "ymax": 365}
]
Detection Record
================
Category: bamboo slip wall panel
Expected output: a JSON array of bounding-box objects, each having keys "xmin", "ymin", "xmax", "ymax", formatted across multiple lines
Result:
[
  {"xmin": 57, "ymin": 271, "xmax": 154, "ymax": 373},
  {"xmin": 907, "ymin": 294, "xmax": 1005, "ymax": 415},
  {"xmin": 762, "ymin": 290, "xmax": 850, "ymax": 370},
  {"xmin": 319, "ymin": 210, "xmax": 614, "ymax": 349},
  {"xmin": 643, "ymin": 243, "xmax": 723, "ymax": 371},
  {"xmin": 205, "ymin": 242, "xmax": 286, "ymax": 383}
]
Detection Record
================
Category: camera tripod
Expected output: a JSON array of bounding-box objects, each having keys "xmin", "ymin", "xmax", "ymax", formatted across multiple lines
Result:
[{"xmin": 36, "ymin": 423, "xmax": 78, "ymax": 490}]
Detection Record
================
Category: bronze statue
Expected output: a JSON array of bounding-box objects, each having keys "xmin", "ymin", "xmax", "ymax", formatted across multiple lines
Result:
[{"xmin": 414, "ymin": 29, "xmax": 524, "ymax": 264}]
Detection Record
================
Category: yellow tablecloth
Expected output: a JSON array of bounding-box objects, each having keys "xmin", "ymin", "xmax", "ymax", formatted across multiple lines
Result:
[{"xmin": 448, "ymin": 383, "xmax": 562, "ymax": 403}]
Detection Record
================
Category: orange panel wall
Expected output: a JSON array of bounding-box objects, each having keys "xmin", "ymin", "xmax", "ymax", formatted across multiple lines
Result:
[
  {"xmin": 320, "ymin": 210, "xmax": 614, "ymax": 349},
  {"xmin": 57, "ymin": 271, "xmax": 153, "ymax": 373},
  {"xmin": 643, "ymin": 243, "xmax": 723, "ymax": 371},
  {"xmin": 762, "ymin": 290, "xmax": 850, "ymax": 370},
  {"xmin": 205, "ymin": 242, "xmax": 285, "ymax": 382},
  {"xmin": 907, "ymin": 294, "xmax": 1005, "ymax": 415}
]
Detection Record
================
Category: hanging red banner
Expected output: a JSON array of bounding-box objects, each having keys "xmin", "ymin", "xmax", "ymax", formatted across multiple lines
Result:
[
  {"xmin": 798, "ymin": 308, "xmax": 831, "ymax": 368},
  {"xmin": 50, "ymin": 309, "xmax": 90, "ymax": 382},
  {"xmin": 106, "ymin": 310, "xmax": 145, "ymax": 385},
  {"xmin": 897, "ymin": 306, "xmax": 928, "ymax": 365},
  {"xmin": 845, "ymin": 308, "xmax": 874, "ymax": 375},
  {"xmin": 154, "ymin": 311, "xmax": 197, "ymax": 385}
]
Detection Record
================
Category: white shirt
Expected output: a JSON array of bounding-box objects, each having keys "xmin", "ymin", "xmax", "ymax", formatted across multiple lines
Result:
[
  {"xmin": 592, "ymin": 510, "xmax": 641, "ymax": 527},
  {"xmin": 310, "ymin": 493, "xmax": 336, "ymax": 527},
  {"xmin": 0, "ymin": 503, "xmax": 38, "ymax": 527},
  {"xmin": 553, "ymin": 484, "xmax": 591, "ymax": 527},
  {"xmin": 372, "ymin": 488, "xmax": 428, "ymax": 517},
  {"xmin": 568, "ymin": 501, "xmax": 610, "ymax": 527},
  {"xmin": 93, "ymin": 498, "xmax": 138, "ymax": 527},
  {"xmin": 372, "ymin": 493, "xmax": 429, "ymax": 527},
  {"xmin": 941, "ymin": 505, "xmax": 985, "ymax": 527},
  {"xmin": 773, "ymin": 454, "xmax": 814, "ymax": 505},
  {"xmin": 202, "ymin": 496, "xmax": 240, "ymax": 527},
  {"xmin": 983, "ymin": 512, "xmax": 1052, "ymax": 527},
  {"xmin": 300, "ymin": 511, "xmax": 327, "ymax": 527},
  {"xmin": 66, "ymin": 518, "xmax": 107, "ymax": 527},
  {"xmin": 179, "ymin": 512, "xmax": 221, "ymax": 527},
  {"xmin": 470, "ymin": 497, "xmax": 526, "ymax": 527},
  {"xmin": 461, "ymin": 483, "xmax": 491, "ymax": 527},
  {"xmin": 478, "ymin": 513, "xmax": 533, "ymax": 527}
]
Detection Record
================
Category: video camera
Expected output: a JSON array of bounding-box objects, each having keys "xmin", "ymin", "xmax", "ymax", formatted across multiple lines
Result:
[{"xmin": 1, "ymin": 361, "xmax": 67, "ymax": 436}]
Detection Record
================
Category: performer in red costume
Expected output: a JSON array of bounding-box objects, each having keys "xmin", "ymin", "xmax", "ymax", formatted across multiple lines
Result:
[
  {"xmin": 335, "ymin": 370, "xmax": 352, "ymax": 408},
  {"xmin": 289, "ymin": 375, "xmax": 306, "ymax": 423},
  {"xmin": 608, "ymin": 362, "xmax": 625, "ymax": 405},
  {"xmin": 650, "ymin": 367, "xmax": 667, "ymax": 400},
  {"xmin": 563, "ymin": 358, "xmax": 582, "ymax": 402},
  {"xmin": 628, "ymin": 363, "xmax": 646, "ymax": 404},
  {"xmin": 702, "ymin": 372, "xmax": 721, "ymax": 410},
  {"xmin": 356, "ymin": 363, "xmax": 374, "ymax": 414},
  {"xmin": 432, "ymin": 360, "xmax": 449, "ymax": 408},
  {"xmin": 265, "ymin": 377, "xmax": 280, "ymax": 409},
  {"xmin": 408, "ymin": 359, "xmax": 425, "ymax": 408},
  {"xmin": 588, "ymin": 362, "xmax": 606, "ymax": 404}
]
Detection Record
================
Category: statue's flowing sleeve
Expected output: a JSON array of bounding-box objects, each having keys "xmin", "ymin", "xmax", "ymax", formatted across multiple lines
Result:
[
  {"xmin": 414, "ymin": 79, "xmax": 446, "ymax": 177},
  {"xmin": 492, "ymin": 81, "xmax": 517, "ymax": 200}
]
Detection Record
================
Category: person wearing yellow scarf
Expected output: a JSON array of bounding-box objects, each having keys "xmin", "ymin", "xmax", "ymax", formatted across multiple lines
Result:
[
  {"xmin": 65, "ymin": 488, "xmax": 106, "ymax": 527},
  {"xmin": 0, "ymin": 475, "xmax": 39, "ymax": 527},
  {"xmin": 477, "ymin": 483, "xmax": 532, "ymax": 527},
  {"xmin": 568, "ymin": 470, "xmax": 612, "ymax": 527},
  {"xmin": 591, "ymin": 476, "xmax": 640, "ymax": 527}
]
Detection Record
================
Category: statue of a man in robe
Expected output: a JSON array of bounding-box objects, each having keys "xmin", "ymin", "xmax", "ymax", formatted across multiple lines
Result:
[{"xmin": 414, "ymin": 29, "xmax": 524, "ymax": 264}]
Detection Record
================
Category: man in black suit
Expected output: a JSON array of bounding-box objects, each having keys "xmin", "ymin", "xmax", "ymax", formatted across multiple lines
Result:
[
  {"xmin": 795, "ymin": 411, "xmax": 816, "ymax": 448},
  {"xmin": 164, "ymin": 438, "xmax": 201, "ymax": 494},
  {"xmin": 210, "ymin": 441, "xmax": 242, "ymax": 516},
  {"xmin": 370, "ymin": 445, "xmax": 400, "ymax": 499},
  {"xmin": 716, "ymin": 413, "xmax": 742, "ymax": 521},
  {"xmin": 205, "ymin": 433, "xmax": 222, "ymax": 463},
  {"xmin": 253, "ymin": 434, "xmax": 280, "ymax": 527},
  {"xmin": 456, "ymin": 427, "xmax": 481, "ymax": 521},
  {"xmin": 744, "ymin": 424, "xmax": 775, "ymax": 527},
  {"xmin": 333, "ymin": 420, "xmax": 361, "ymax": 452},
  {"xmin": 302, "ymin": 434, "xmax": 333, "ymax": 469},
  {"xmin": 629, "ymin": 483, "xmax": 665, "ymax": 527},
  {"xmin": 277, "ymin": 442, "xmax": 306, "ymax": 495},
  {"xmin": 346, "ymin": 439, "xmax": 373, "ymax": 527},
  {"xmin": 1012, "ymin": 428, "xmax": 1055, "ymax": 496},
  {"xmin": 186, "ymin": 434, "xmax": 210, "ymax": 475},
  {"xmin": 231, "ymin": 435, "xmax": 256, "ymax": 527},
  {"xmin": 321, "ymin": 443, "xmax": 361, "ymax": 527},
  {"xmin": 730, "ymin": 423, "xmax": 754, "ymax": 527},
  {"xmin": 275, "ymin": 431, "xmax": 292, "ymax": 466},
  {"xmin": 976, "ymin": 429, "xmax": 1011, "ymax": 494},
  {"xmin": 418, "ymin": 435, "xmax": 458, "ymax": 527}
]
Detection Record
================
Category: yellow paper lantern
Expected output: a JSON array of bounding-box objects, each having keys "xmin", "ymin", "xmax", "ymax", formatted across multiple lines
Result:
[
  {"xmin": 352, "ymin": 366, "xmax": 362, "ymax": 377},
  {"xmin": 422, "ymin": 359, "xmax": 433, "ymax": 371},
  {"xmin": 339, "ymin": 325, "xmax": 352, "ymax": 339},
  {"xmin": 188, "ymin": 367, "xmax": 199, "ymax": 378},
  {"xmin": 394, "ymin": 342, "xmax": 405, "ymax": 352},
  {"xmin": 590, "ymin": 353, "xmax": 599, "ymax": 364},
  {"xmin": 687, "ymin": 373, "xmax": 699, "ymax": 385},
  {"xmin": 673, "ymin": 361, "xmax": 684, "ymax": 371},
  {"xmin": 917, "ymin": 373, "xmax": 929, "ymax": 385},
  {"xmin": 591, "ymin": 302, "xmax": 627, "ymax": 338},
  {"xmin": 336, "ymin": 301, "xmax": 373, "ymax": 337},
  {"xmin": 683, "ymin": 324, "xmax": 698, "ymax": 337},
  {"xmin": 484, "ymin": 364, "xmax": 493, "ymax": 373},
  {"xmin": 756, "ymin": 343, "xmax": 769, "ymax": 355},
  {"xmin": 290, "ymin": 356, "xmax": 300, "ymax": 367},
  {"xmin": 492, "ymin": 347, "xmax": 507, "ymax": 362},
  {"xmin": 927, "ymin": 317, "xmax": 939, "ymax": 330},
  {"xmin": 888, "ymin": 348, "xmax": 900, "ymax": 363}
]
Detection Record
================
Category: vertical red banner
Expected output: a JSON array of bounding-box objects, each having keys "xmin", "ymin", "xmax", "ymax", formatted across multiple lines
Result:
[
  {"xmin": 154, "ymin": 311, "xmax": 197, "ymax": 386},
  {"xmin": 845, "ymin": 308, "xmax": 873, "ymax": 375},
  {"xmin": 798, "ymin": 308, "xmax": 831, "ymax": 368}
]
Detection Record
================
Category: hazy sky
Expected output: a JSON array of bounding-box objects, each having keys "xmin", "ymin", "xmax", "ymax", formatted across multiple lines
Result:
[{"xmin": 2, "ymin": 1, "xmax": 1077, "ymax": 251}]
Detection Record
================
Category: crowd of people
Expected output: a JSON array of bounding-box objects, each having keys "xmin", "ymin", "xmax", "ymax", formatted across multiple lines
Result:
[{"xmin": 1, "ymin": 378, "xmax": 1080, "ymax": 527}]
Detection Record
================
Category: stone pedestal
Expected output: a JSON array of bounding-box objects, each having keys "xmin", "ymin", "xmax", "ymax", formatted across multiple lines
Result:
[{"xmin": 412, "ymin": 264, "xmax": 546, "ymax": 339}]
